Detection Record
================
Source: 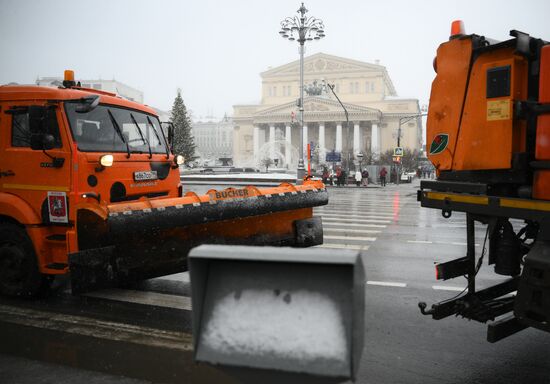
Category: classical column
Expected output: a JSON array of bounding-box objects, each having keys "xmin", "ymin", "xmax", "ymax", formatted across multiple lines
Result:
[
  {"xmin": 269, "ymin": 124, "xmax": 276, "ymax": 160},
  {"xmin": 285, "ymin": 124, "xmax": 292, "ymax": 167},
  {"xmin": 371, "ymin": 122, "xmax": 380, "ymax": 155},
  {"xmin": 353, "ymin": 122, "xmax": 360, "ymax": 155},
  {"xmin": 336, "ymin": 123, "xmax": 342, "ymax": 152},
  {"xmin": 253, "ymin": 125, "xmax": 260, "ymax": 165},
  {"xmin": 319, "ymin": 123, "xmax": 325, "ymax": 164}
]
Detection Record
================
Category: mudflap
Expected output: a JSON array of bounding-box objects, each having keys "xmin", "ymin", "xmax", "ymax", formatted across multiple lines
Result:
[{"xmin": 294, "ymin": 217, "xmax": 323, "ymax": 247}]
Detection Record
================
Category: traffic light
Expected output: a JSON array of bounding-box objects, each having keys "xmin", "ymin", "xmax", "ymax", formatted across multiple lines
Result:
[{"xmin": 393, "ymin": 155, "xmax": 401, "ymax": 164}]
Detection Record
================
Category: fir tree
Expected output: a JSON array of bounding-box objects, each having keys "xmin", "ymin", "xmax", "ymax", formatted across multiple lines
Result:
[{"xmin": 169, "ymin": 89, "xmax": 195, "ymax": 162}]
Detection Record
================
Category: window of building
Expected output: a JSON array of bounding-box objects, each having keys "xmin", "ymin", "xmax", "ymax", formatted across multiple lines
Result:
[
  {"xmin": 282, "ymin": 85, "xmax": 291, "ymax": 96},
  {"xmin": 365, "ymin": 82, "xmax": 370, "ymax": 93},
  {"xmin": 355, "ymin": 82, "xmax": 359, "ymax": 94},
  {"xmin": 268, "ymin": 87, "xmax": 272, "ymax": 97},
  {"xmin": 349, "ymin": 82, "xmax": 354, "ymax": 94},
  {"xmin": 273, "ymin": 86, "xmax": 277, "ymax": 97},
  {"xmin": 371, "ymin": 82, "xmax": 375, "ymax": 92}
]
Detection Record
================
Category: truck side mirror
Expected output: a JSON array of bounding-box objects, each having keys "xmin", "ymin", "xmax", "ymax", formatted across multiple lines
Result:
[
  {"xmin": 28, "ymin": 105, "xmax": 47, "ymax": 134},
  {"xmin": 30, "ymin": 133, "xmax": 55, "ymax": 150},
  {"xmin": 167, "ymin": 123, "xmax": 174, "ymax": 148},
  {"xmin": 28, "ymin": 105, "xmax": 56, "ymax": 150},
  {"xmin": 161, "ymin": 122, "xmax": 175, "ymax": 150},
  {"xmin": 75, "ymin": 95, "xmax": 100, "ymax": 113}
]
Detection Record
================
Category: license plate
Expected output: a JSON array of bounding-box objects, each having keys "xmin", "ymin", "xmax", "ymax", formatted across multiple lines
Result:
[{"xmin": 134, "ymin": 171, "xmax": 158, "ymax": 181}]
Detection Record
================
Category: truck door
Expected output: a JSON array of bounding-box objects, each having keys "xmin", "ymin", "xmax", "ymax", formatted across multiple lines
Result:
[{"xmin": 2, "ymin": 103, "xmax": 72, "ymax": 224}]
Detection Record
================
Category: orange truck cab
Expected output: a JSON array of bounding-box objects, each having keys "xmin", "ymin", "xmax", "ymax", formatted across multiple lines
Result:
[{"xmin": 0, "ymin": 73, "xmax": 327, "ymax": 295}]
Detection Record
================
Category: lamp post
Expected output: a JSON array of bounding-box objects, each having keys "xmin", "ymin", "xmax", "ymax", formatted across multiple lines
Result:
[
  {"xmin": 326, "ymin": 82, "xmax": 350, "ymax": 174},
  {"xmin": 280, "ymin": 3, "xmax": 325, "ymax": 182},
  {"xmin": 395, "ymin": 112, "xmax": 427, "ymax": 185}
]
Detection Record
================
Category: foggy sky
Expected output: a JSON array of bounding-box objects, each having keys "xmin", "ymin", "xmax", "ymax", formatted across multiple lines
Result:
[{"xmin": 1, "ymin": 0, "xmax": 549, "ymax": 120}]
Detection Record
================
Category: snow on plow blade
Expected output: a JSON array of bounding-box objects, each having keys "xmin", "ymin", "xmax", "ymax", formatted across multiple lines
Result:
[
  {"xmin": 69, "ymin": 180, "xmax": 328, "ymax": 294},
  {"xmin": 189, "ymin": 245, "xmax": 365, "ymax": 382}
]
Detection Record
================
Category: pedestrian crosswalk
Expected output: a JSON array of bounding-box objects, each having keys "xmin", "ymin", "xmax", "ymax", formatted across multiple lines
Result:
[{"xmin": 314, "ymin": 187, "xmax": 406, "ymax": 251}]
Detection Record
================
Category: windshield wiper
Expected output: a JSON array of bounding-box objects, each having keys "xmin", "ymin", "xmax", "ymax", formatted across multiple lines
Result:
[
  {"xmin": 107, "ymin": 109, "xmax": 131, "ymax": 158},
  {"xmin": 147, "ymin": 116, "xmax": 169, "ymax": 159},
  {"xmin": 130, "ymin": 113, "xmax": 152, "ymax": 159}
]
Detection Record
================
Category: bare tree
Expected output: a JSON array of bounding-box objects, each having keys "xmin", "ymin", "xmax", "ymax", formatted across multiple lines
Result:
[{"xmin": 260, "ymin": 157, "xmax": 274, "ymax": 172}]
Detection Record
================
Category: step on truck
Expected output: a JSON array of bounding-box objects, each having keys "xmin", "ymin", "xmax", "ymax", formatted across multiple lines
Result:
[
  {"xmin": 0, "ymin": 71, "xmax": 327, "ymax": 296},
  {"xmin": 418, "ymin": 21, "xmax": 550, "ymax": 342}
]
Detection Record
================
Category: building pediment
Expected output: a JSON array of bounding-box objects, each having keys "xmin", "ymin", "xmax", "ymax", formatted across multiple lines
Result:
[
  {"xmin": 261, "ymin": 52, "xmax": 396, "ymax": 96},
  {"xmin": 252, "ymin": 96, "xmax": 381, "ymax": 124},
  {"xmin": 262, "ymin": 53, "xmax": 383, "ymax": 77}
]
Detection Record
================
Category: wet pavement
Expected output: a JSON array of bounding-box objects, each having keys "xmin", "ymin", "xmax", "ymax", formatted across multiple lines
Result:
[{"xmin": 1, "ymin": 179, "xmax": 549, "ymax": 383}]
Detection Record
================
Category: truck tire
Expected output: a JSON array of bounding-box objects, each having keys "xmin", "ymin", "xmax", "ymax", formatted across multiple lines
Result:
[{"xmin": 0, "ymin": 223, "xmax": 50, "ymax": 297}]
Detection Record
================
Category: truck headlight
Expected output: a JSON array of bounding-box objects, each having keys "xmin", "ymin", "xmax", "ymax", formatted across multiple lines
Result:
[{"xmin": 100, "ymin": 154, "xmax": 114, "ymax": 167}]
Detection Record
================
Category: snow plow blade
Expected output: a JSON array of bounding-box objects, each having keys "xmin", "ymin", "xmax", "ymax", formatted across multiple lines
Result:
[{"xmin": 69, "ymin": 180, "xmax": 328, "ymax": 294}]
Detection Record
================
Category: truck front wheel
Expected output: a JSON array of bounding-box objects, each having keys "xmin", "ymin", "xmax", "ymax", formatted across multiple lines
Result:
[{"xmin": 0, "ymin": 223, "xmax": 50, "ymax": 297}]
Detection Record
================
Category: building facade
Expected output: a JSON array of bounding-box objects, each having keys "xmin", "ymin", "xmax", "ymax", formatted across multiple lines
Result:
[
  {"xmin": 37, "ymin": 77, "xmax": 144, "ymax": 104},
  {"xmin": 192, "ymin": 116, "xmax": 233, "ymax": 165},
  {"xmin": 232, "ymin": 53, "xmax": 422, "ymax": 168}
]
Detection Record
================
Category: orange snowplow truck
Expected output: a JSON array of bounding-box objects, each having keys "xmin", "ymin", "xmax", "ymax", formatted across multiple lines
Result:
[
  {"xmin": 418, "ymin": 22, "xmax": 550, "ymax": 341},
  {"xmin": 0, "ymin": 71, "xmax": 327, "ymax": 296}
]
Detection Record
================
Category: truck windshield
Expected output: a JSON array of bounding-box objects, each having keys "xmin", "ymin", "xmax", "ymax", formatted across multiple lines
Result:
[{"xmin": 65, "ymin": 103, "xmax": 168, "ymax": 154}]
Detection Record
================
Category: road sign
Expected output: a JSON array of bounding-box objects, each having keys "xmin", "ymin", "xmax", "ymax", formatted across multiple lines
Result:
[
  {"xmin": 394, "ymin": 147, "xmax": 404, "ymax": 156},
  {"xmin": 326, "ymin": 151, "xmax": 341, "ymax": 162}
]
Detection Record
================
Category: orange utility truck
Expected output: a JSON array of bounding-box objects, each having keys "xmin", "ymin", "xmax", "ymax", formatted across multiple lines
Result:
[
  {"xmin": 418, "ymin": 22, "xmax": 550, "ymax": 341},
  {"xmin": 0, "ymin": 71, "xmax": 327, "ymax": 296}
]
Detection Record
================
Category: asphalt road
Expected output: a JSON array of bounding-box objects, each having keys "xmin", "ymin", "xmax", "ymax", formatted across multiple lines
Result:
[{"xmin": 1, "ymin": 179, "xmax": 549, "ymax": 383}]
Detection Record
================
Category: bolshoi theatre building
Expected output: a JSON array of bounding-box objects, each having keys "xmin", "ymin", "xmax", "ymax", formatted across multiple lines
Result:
[{"xmin": 232, "ymin": 53, "xmax": 422, "ymax": 168}]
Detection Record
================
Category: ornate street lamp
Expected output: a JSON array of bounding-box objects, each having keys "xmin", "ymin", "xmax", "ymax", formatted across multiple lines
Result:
[{"xmin": 280, "ymin": 3, "xmax": 325, "ymax": 181}]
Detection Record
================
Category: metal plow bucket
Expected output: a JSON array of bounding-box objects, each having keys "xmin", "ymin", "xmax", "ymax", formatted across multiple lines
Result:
[{"xmin": 69, "ymin": 181, "xmax": 328, "ymax": 294}]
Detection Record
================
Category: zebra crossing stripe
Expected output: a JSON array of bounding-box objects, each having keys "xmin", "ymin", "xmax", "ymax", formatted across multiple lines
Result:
[
  {"xmin": 367, "ymin": 281, "xmax": 407, "ymax": 288},
  {"xmin": 318, "ymin": 213, "xmax": 394, "ymax": 219},
  {"xmin": 324, "ymin": 228, "xmax": 381, "ymax": 234},
  {"xmin": 321, "ymin": 217, "xmax": 390, "ymax": 224},
  {"xmin": 324, "ymin": 222, "xmax": 386, "ymax": 228},
  {"xmin": 324, "ymin": 235, "xmax": 376, "ymax": 242},
  {"xmin": 317, "ymin": 243, "xmax": 370, "ymax": 250}
]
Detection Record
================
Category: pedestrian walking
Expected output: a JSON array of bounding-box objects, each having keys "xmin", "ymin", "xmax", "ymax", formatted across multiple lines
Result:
[
  {"xmin": 336, "ymin": 167, "xmax": 342, "ymax": 187},
  {"xmin": 355, "ymin": 170, "xmax": 362, "ymax": 187},
  {"xmin": 322, "ymin": 168, "xmax": 329, "ymax": 184},
  {"xmin": 379, "ymin": 167, "xmax": 387, "ymax": 187},
  {"xmin": 362, "ymin": 169, "xmax": 369, "ymax": 187}
]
